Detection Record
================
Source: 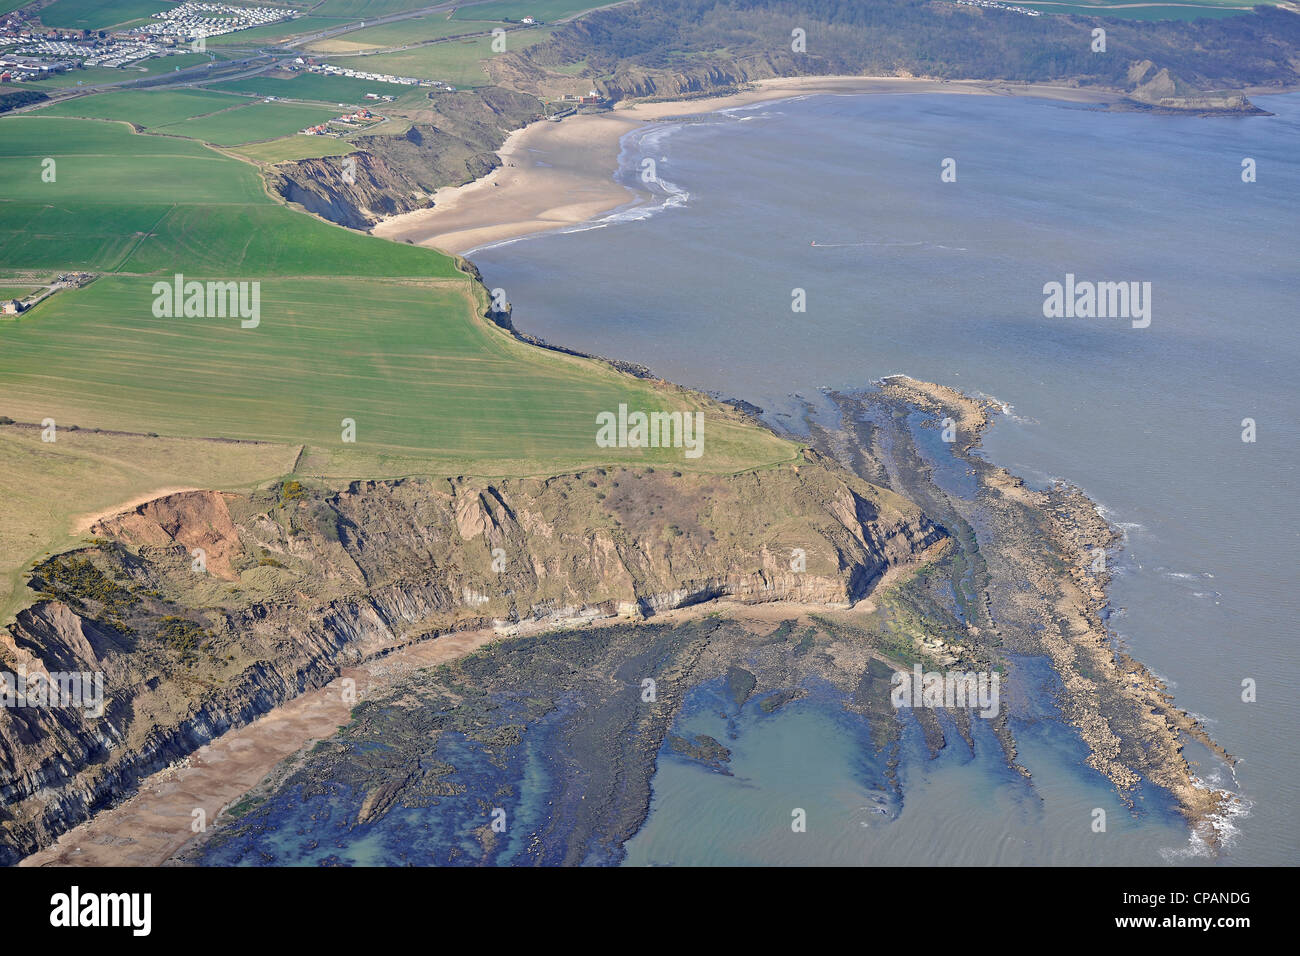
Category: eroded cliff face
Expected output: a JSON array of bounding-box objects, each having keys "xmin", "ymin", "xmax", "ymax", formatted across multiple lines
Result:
[
  {"xmin": 0, "ymin": 460, "xmax": 941, "ymax": 863},
  {"xmin": 487, "ymin": 49, "xmax": 787, "ymax": 102},
  {"xmin": 265, "ymin": 88, "xmax": 545, "ymax": 229},
  {"xmin": 1124, "ymin": 61, "xmax": 1260, "ymax": 113}
]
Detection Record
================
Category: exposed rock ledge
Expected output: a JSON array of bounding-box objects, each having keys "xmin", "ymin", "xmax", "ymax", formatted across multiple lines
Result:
[{"xmin": 0, "ymin": 458, "xmax": 941, "ymax": 863}]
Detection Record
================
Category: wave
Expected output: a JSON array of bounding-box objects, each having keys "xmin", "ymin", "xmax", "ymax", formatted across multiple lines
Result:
[
  {"xmin": 969, "ymin": 390, "xmax": 1038, "ymax": 425},
  {"xmin": 462, "ymin": 128, "xmax": 692, "ymax": 255},
  {"xmin": 1159, "ymin": 780, "xmax": 1252, "ymax": 862}
]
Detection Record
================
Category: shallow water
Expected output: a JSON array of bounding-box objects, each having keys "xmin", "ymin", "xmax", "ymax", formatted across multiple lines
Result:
[{"xmin": 472, "ymin": 91, "xmax": 1300, "ymax": 865}]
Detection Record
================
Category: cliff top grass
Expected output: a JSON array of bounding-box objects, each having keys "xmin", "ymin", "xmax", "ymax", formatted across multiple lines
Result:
[{"xmin": 0, "ymin": 111, "xmax": 797, "ymax": 623}]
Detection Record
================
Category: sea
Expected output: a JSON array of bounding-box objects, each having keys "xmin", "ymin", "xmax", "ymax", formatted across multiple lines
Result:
[{"xmin": 463, "ymin": 90, "xmax": 1300, "ymax": 866}]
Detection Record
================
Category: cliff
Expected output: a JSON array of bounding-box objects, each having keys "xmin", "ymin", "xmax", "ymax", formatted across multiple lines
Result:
[
  {"xmin": 0, "ymin": 460, "xmax": 941, "ymax": 863},
  {"xmin": 1125, "ymin": 62, "xmax": 1263, "ymax": 113},
  {"xmin": 266, "ymin": 87, "xmax": 545, "ymax": 230}
]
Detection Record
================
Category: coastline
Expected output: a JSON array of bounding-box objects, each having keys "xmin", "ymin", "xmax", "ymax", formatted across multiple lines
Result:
[
  {"xmin": 10, "ymin": 80, "xmax": 1258, "ymax": 866},
  {"xmin": 14, "ymin": 377, "xmax": 1238, "ymax": 864},
  {"xmin": 371, "ymin": 75, "xmax": 1124, "ymax": 255},
  {"xmin": 20, "ymin": 598, "xmax": 892, "ymax": 868}
]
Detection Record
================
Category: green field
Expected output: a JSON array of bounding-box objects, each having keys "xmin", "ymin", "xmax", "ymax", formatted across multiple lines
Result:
[
  {"xmin": 208, "ymin": 16, "xmax": 360, "ymax": 46},
  {"xmin": 153, "ymin": 100, "xmax": 344, "ymax": 144},
  {"xmin": 0, "ymin": 100, "xmax": 794, "ymax": 621},
  {"xmin": 208, "ymin": 71, "xmax": 424, "ymax": 105},
  {"xmin": 329, "ymin": 27, "xmax": 555, "ymax": 87},
  {"xmin": 0, "ymin": 285, "xmax": 38, "ymax": 299},
  {"xmin": 0, "ymin": 117, "xmax": 452, "ymax": 272},
  {"xmin": 451, "ymin": 0, "xmax": 607, "ymax": 21},
  {"xmin": 37, "ymin": 0, "xmax": 171, "ymax": 30},
  {"xmin": 2, "ymin": 276, "xmax": 731, "ymax": 461},
  {"xmin": 38, "ymin": 89, "xmax": 248, "ymax": 127},
  {"xmin": 0, "ymin": 113, "xmax": 790, "ymax": 458},
  {"xmin": 227, "ymin": 134, "xmax": 359, "ymax": 163},
  {"xmin": 306, "ymin": 14, "xmax": 497, "ymax": 52},
  {"xmin": 311, "ymin": 0, "xmax": 434, "ymax": 17}
]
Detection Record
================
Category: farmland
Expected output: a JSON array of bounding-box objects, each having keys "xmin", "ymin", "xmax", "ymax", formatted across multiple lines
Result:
[
  {"xmin": 450, "ymin": 0, "xmax": 608, "ymax": 21},
  {"xmin": 0, "ymin": 276, "xmax": 756, "ymax": 466},
  {"xmin": 327, "ymin": 27, "xmax": 556, "ymax": 87},
  {"xmin": 38, "ymin": 89, "xmax": 248, "ymax": 127},
  {"xmin": 208, "ymin": 16, "xmax": 359, "ymax": 46},
  {"xmin": 227, "ymin": 135, "xmax": 360, "ymax": 163},
  {"xmin": 0, "ymin": 109, "xmax": 796, "ymax": 618},
  {"xmin": 305, "ymin": 14, "xmax": 500, "ymax": 52},
  {"xmin": 35, "ymin": 0, "xmax": 171, "ymax": 31},
  {"xmin": 310, "ymin": 0, "xmax": 438, "ymax": 17},
  {"xmin": 152, "ymin": 100, "xmax": 344, "ymax": 145},
  {"xmin": 209, "ymin": 72, "xmax": 425, "ymax": 106}
]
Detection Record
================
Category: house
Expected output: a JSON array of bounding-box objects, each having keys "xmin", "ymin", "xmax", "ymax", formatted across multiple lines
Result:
[{"xmin": 2, "ymin": 299, "xmax": 24, "ymax": 315}]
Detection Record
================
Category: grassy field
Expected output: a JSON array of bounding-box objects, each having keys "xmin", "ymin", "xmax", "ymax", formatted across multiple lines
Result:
[
  {"xmin": 208, "ymin": 16, "xmax": 361, "ymax": 46},
  {"xmin": 153, "ymin": 101, "xmax": 345, "ymax": 145},
  {"xmin": 226, "ymin": 134, "xmax": 359, "ymax": 163},
  {"xmin": 0, "ymin": 276, "xmax": 779, "ymax": 467},
  {"xmin": 305, "ymin": 14, "xmax": 498, "ymax": 52},
  {"xmin": 0, "ymin": 426, "xmax": 300, "ymax": 624},
  {"xmin": 208, "ymin": 72, "xmax": 425, "ymax": 105},
  {"xmin": 36, "ymin": 0, "xmax": 170, "ymax": 30},
  {"xmin": 450, "ymin": 0, "xmax": 608, "ymax": 21},
  {"xmin": 311, "ymin": 0, "xmax": 436, "ymax": 16},
  {"xmin": 38, "ymin": 89, "xmax": 249, "ymax": 127},
  {"xmin": 0, "ymin": 285, "xmax": 38, "ymax": 299},
  {"xmin": 0, "ymin": 109, "xmax": 796, "ymax": 619},
  {"xmin": 0, "ymin": 117, "xmax": 456, "ymax": 273},
  {"xmin": 328, "ymin": 27, "xmax": 555, "ymax": 87}
]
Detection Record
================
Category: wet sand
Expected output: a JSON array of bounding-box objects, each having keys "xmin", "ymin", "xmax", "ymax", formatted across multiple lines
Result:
[{"xmin": 372, "ymin": 76, "xmax": 1121, "ymax": 254}]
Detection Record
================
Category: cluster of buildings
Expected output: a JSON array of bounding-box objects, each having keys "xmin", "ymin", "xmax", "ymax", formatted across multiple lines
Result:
[
  {"xmin": 294, "ymin": 59, "xmax": 428, "ymax": 87},
  {"xmin": 132, "ymin": 2, "xmax": 291, "ymax": 42},
  {"xmin": 0, "ymin": 53, "xmax": 73, "ymax": 79},
  {"xmin": 951, "ymin": 0, "xmax": 1042, "ymax": 15},
  {"xmin": 2, "ymin": 273, "xmax": 94, "ymax": 315},
  {"xmin": 0, "ymin": 22, "xmax": 182, "ymax": 78},
  {"xmin": 0, "ymin": 3, "xmax": 228, "ymax": 82},
  {"xmin": 560, "ymin": 89, "xmax": 605, "ymax": 106},
  {"xmin": 0, "ymin": 1, "xmax": 294, "ymax": 82},
  {"xmin": 0, "ymin": 38, "xmax": 188, "ymax": 79},
  {"xmin": 300, "ymin": 107, "xmax": 382, "ymax": 136}
]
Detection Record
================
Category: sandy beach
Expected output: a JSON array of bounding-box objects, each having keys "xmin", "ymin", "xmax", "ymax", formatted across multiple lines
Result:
[{"xmin": 372, "ymin": 75, "xmax": 1121, "ymax": 255}]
